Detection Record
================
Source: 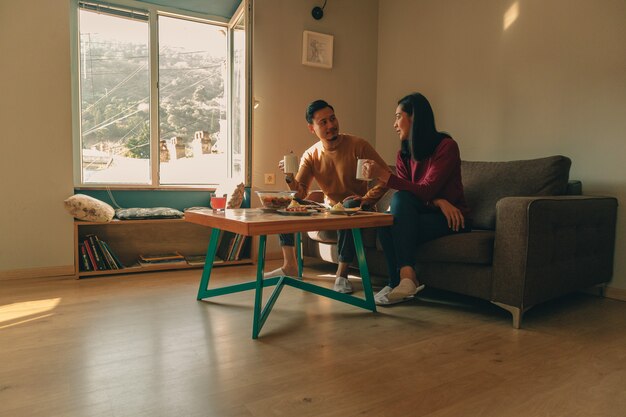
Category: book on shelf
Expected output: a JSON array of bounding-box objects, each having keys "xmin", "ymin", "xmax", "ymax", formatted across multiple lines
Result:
[
  {"xmin": 185, "ymin": 254, "xmax": 225, "ymax": 266},
  {"xmin": 216, "ymin": 231, "xmax": 236, "ymax": 261},
  {"xmin": 100, "ymin": 240, "xmax": 125, "ymax": 269},
  {"xmin": 139, "ymin": 252, "xmax": 185, "ymax": 263},
  {"xmin": 227, "ymin": 234, "xmax": 242, "ymax": 261},
  {"xmin": 79, "ymin": 243, "xmax": 92, "ymax": 271},
  {"xmin": 79, "ymin": 234, "xmax": 125, "ymax": 271},
  {"xmin": 88, "ymin": 234, "xmax": 111, "ymax": 270},
  {"xmin": 138, "ymin": 258, "xmax": 188, "ymax": 267},
  {"xmin": 84, "ymin": 237, "xmax": 104, "ymax": 270},
  {"xmin": 96, "ymin": 238, "xmax": 117, "ymax": 270},
  {"xmin": 234, "ymin": 236, "xmax": 250, "ymax": 261}
]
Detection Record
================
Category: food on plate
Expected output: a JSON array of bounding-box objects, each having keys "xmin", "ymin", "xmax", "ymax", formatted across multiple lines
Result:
[
  {"xmin": 286, "ymin": 206, "xmax": 309, "ymax": 212},
  {"xmin": 331, "ymin": 202, "xmax": 345, "ymax": 211},
  {"xmin": 286, "ymin": 201, "xmax": 308, "ymax": 212}
]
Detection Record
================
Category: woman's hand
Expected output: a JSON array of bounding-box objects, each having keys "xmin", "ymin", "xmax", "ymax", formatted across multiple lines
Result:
[
  {"xmin": 362, "ymin": 160, "xmax": 391, "ymax": 183},
  {"xmin": 433, "ymin": 198, "xmax": 465, "ymax": 231},
  {"xmin": 342, "ymin": 195, "xmax": 376, "ymax": 209}
]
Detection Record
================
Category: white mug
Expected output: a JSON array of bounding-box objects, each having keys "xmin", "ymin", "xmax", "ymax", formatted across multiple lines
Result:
[
  {"xmin": 356, "ymin": 159, "xmax": 370, "ymax": 180},
  {"xmin": 284, "ymin": 154, "xmax": 299, "ymax": 174}
]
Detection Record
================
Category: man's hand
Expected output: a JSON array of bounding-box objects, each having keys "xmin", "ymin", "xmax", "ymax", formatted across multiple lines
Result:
[
  {"xmin": 278, "ymin": 159, "xmax": 296, "ymax": 184},
  {"xmin": 277, "ymin": 159, "xmax": 285, "ymax": 173},
  {"xmin": 342, "ymin": 195, "xmax": 376, "ymax": 209},
  {"xmin": 433, "ymin": 198, "xmax": 465, "ymax": 231}
]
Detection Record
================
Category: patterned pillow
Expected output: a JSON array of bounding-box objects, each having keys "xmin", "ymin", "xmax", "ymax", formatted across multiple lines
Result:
[
  {"xmin": 64, "ymin": 194, "xmax": 115, "ymax": 222},
  {"xmin": 115, "ymin": 207, "xmax": 184, "ymax": 220}
]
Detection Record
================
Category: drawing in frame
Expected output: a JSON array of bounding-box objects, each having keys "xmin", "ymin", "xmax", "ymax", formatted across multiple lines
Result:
[{"xmin": 302, "ymin": 30, "xmax": 333, "ymax": 69}]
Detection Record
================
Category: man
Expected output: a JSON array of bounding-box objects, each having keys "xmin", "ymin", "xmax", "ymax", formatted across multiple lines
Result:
[{"xmin": 265, "ymin": 100, "xmax": 391, "ymax": 294}]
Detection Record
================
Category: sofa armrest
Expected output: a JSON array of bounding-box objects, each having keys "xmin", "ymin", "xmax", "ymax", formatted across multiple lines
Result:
[{"xmin": 492, "ymin": 195, "xmax": 618, "ymax": 309}]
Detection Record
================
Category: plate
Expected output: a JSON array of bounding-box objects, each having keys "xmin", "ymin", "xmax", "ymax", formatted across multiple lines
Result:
[
  {"xmin": 329, "ymin": 207, "xmax": 361, "ymax": 215},
  {"xmin": 276, "ymin": 209, "xmax": 318, "ymax": 216}
]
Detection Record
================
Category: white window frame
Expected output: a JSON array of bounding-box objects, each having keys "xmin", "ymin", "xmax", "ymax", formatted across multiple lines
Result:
[{"xmin": 69, "ymin": 0, "xmax": 252, "ymax": 189}]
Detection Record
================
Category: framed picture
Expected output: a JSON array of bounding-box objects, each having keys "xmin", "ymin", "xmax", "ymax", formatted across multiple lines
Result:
[{"xmin": 302, "ymin": 30, "xmax": 333, "ymax": 69}]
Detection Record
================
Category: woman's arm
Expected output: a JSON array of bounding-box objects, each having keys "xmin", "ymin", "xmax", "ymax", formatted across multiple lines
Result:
[
  {"xmin": 386, "ymin": 139, "xmax": 460, "ymax": 201},
  {"xmin": 432, "ymin": 198, "xmax": 465, "ymax": 231}
]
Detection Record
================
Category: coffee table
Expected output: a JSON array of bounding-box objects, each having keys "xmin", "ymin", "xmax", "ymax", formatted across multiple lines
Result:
[{"xmin": 184, "ymin": 208, "xmax": 393, "ymax": 338}]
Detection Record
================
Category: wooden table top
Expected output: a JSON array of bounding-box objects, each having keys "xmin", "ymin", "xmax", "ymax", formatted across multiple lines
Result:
[{"xmin": 184, "ymin": 208, "xmax": 393, "ymax": 236}]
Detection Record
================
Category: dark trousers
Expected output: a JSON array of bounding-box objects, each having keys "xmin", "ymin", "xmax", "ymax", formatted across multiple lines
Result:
[
  {"xmin": 378, "ymin": 191, "xmax": 471, "ymax": 287},
  {"xmin": 278, "ymin": 198, "xmax": 362, "ymax": 263}
]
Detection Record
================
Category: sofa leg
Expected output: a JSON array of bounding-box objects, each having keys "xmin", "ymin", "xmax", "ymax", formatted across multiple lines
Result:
[{"xmin": 491, "ymin": 301, "xmax": 530, "ymax": 329}]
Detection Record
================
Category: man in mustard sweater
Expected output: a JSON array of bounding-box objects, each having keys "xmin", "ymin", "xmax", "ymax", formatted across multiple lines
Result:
[{"xmin": 266, "ymin": 100, "xmax": 391, "ymax": 294}]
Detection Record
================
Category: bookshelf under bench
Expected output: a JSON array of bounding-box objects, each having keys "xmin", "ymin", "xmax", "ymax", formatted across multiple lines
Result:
[{"xmin": 74, "ymin": 218, "xmax": 252, "ymax": 278}]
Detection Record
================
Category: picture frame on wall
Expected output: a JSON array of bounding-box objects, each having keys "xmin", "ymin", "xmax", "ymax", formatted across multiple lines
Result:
[{"xmin": 302, "ymin": 30, "xmax": 333, "ymax": 69}]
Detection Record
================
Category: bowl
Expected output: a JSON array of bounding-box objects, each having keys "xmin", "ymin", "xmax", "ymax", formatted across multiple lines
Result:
[{"xmin": 256, "ymin": 191, "xmax": 297, "ymax": 210}]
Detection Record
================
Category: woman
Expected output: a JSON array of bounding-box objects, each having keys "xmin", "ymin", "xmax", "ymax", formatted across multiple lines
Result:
[{"xmin": 362, "ymin": 93, "xmax": 471, "ymax": 305}]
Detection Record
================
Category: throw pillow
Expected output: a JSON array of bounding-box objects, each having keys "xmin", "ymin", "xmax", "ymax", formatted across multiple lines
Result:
[
  {"xmin": 115, "ymin": 207, "xmax": 184, "ymax": 220},
  {"xmin": 64, "ymin": 194, "xmax": 115, "ymax": 222}
]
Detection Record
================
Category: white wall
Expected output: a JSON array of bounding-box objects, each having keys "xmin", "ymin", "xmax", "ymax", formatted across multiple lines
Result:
[
  {"xmin": 0, "ymin": 0, "xmax": 75, "ymax": 275},
  {"xmin": 252, "ymin": 0, "xmax": 379, "ymax": 257},
  {"xmin": 376, "ymin": 0, "xmax": 626, "ymax": 290}
]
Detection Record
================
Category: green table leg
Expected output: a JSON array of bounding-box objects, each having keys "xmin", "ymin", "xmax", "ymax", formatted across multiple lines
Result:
[
  {"xmin": 198, "ymin": 231, "xmax": 279, "ymax": 301},
  {"xmin": 198, "ymin": 229, "xmax": 376, "ymax": 339},
  {"xmin": 352, "ymin": 228, "xmax": 377, "ymax": 312},
  {"xmin": 296, "ymin": 232, "xmax": 303, "ymax": 278},
  {"xmin": 197, "ymin": 228, "xmax": 221, "ymax": 300},
  {"xmin": 252, "ymin": 235, "xmax": 267, "ymax": 339}
]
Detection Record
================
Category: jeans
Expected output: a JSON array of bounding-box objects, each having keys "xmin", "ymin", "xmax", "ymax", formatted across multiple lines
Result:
[
  {"xmin": 278, "ymin": 198, "xmax": 363, "ymax": 263},
  {"xmin": 378, "ymin": 191, "xmax": 471, "ymax": 287}
]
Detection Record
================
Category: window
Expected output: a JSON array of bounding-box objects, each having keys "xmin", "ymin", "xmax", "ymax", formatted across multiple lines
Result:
[{"xmin": 72, "ymin": 0, "xmax": 251, "ymax": 188}]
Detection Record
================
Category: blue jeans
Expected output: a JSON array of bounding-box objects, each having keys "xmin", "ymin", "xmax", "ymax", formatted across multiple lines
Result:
[
  {"xmin": 279, "ymin": 199, "xmax": 363, "ymax": 263},
  {"xmin": 378, "ymin": 191, "xmax": 471, "ymax": 287}
]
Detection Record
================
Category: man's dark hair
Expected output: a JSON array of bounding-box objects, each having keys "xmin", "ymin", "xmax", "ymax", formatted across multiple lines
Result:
[
  {"xmin": 305, "ymin": 100, "xmax": 334, "ymax": 124},
  {"xmin": 398, "ymin": 93, "xmax": 450, "ymax": 161}
]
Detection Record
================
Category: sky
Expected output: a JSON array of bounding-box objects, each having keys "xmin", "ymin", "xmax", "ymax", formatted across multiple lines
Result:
[{"xmin": 80, "ymin": 9, "xmax": 227, "ymax": 58}]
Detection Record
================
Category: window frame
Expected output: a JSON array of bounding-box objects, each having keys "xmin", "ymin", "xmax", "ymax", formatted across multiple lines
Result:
[{"xmin": 70, "ymin": 0, "xmax": 251, "ymax": 190}]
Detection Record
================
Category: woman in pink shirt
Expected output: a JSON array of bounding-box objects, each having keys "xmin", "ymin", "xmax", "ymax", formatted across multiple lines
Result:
[{"xmin": 363, "ymin": 93, "xmax": 471, "ymax": 305}]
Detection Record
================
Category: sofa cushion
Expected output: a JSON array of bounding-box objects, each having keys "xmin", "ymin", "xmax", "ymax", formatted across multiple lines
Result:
[
  {"xmin": 307, "ymin": 230, "xmax": 337, "ymax": 244},
  {"xmin": 462, "ymin": 155, "xmax": 571, "ymax": 230},
  {"xmin": 414, "ymin": 230, "xmax": 495, "ymax": 265}
]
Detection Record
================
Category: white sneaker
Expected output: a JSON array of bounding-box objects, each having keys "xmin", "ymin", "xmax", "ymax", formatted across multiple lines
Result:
[
  {"xmin": 374, "ymin": 285, "xmax": 415, "ymax": 306},
  {"xmin": 333, "ymin": 277, "xmax": 353, "ymax": 294}
]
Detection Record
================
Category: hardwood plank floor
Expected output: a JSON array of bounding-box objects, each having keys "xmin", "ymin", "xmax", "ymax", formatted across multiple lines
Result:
[{"xmin": 1, "ymin": 259, "xmax": 625, "ymax": 417}]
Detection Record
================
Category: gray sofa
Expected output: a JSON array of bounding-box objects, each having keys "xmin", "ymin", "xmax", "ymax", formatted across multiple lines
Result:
[{"xmin": 302, "ymin": 155, "xmax": 618, "ymax": 328}]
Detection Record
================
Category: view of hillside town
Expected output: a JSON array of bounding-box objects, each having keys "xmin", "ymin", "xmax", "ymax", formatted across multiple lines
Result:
[{"xmin": 79, "ymin": 11, "xmax": 238, "ymax": 185}]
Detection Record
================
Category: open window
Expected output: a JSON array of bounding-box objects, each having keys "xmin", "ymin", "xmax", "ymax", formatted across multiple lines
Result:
[{"xmin": 72, "ymin": 0, "xmax": 251, "ymax": 188}]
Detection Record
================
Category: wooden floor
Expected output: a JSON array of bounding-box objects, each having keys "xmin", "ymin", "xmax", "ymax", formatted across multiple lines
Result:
[{"xmin": 1, "ymin": 259, "xmax": 626, "ymax": 417}]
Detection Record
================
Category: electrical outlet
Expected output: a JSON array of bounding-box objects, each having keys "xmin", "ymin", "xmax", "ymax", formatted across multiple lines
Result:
[{"xmin": 264, "ymin": 173, "xmax": 275, "ymax": 185}]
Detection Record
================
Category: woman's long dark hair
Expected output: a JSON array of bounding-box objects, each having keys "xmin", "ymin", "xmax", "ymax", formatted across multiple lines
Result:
[{"xmin": 398, "ymin": 93, "xmax": 450, "ymax": 161}]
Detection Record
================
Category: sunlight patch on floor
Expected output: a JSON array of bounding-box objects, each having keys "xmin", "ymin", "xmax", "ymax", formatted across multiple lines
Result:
[{"xmin": 0, "ymin": 298, "xmax": 61, "ymax": 327}]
